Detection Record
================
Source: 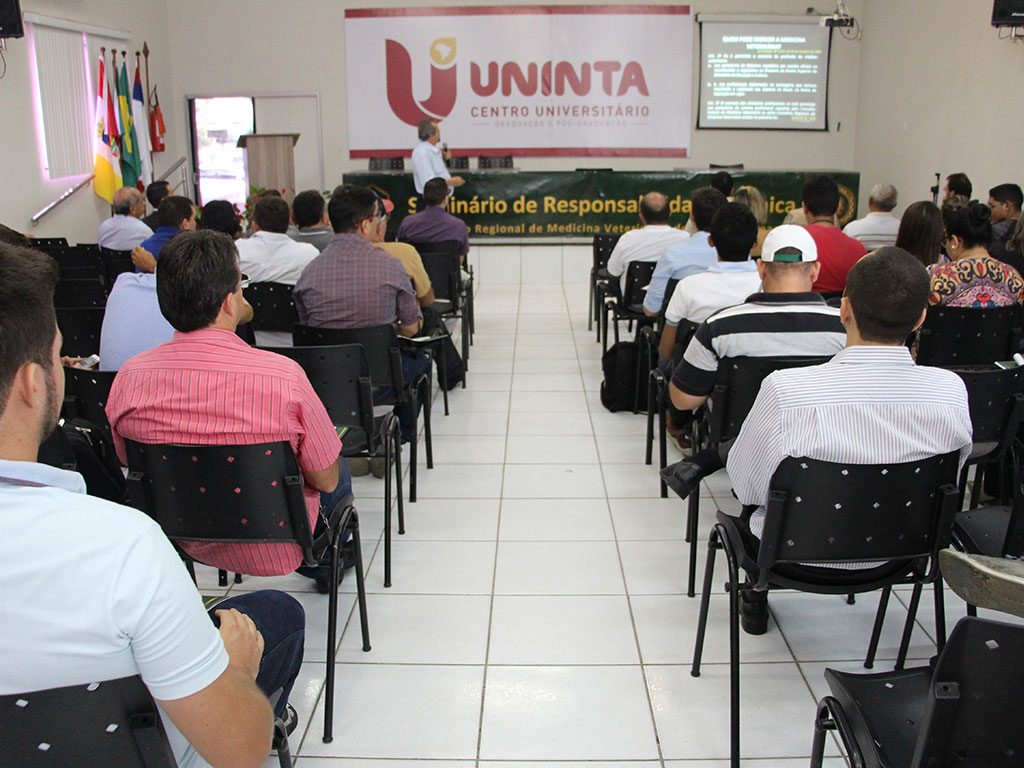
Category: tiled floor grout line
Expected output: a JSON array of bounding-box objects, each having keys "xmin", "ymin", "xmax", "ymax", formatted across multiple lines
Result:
[
  {"xmin": 562, "ymin": 282, "xmax": 669, "ymax": 768},
  {"xmin": 474, "ymin": 280, "xmax": 517, "ymax": 768}
]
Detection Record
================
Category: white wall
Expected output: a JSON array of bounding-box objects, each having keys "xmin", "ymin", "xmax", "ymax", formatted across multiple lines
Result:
[
  {"xmin": 854, "ymin": 0, "xmax": 1024, "ymax": 213},
  {"xmin": 0, "ymin": 0, "xmax": 184, "ymax": 243},
  {"xmin": 162, "ymin": 0, "xmax": 865, "ymax": 190}
]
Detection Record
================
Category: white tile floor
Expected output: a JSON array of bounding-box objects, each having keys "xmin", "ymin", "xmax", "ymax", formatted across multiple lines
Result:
[{"xmin": 195, "ymin": 279, "xmax": 975, "ymax": 767}]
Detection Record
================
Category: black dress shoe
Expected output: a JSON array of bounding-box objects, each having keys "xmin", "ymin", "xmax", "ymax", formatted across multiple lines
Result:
[
  {"xmin": 660, "ymin": 460, "xmax": 704, "ymax": 500},
  {"xmin": 739, "ymin": 590, "xmax": 769, "ymax": 635}
]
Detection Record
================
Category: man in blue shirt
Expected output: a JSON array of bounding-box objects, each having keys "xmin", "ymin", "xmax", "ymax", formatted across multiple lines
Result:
[
  {"xmin": 98, "ymin": 271, "xmax": 175, "ymax": 370},
  {"xmin": 643, "ymin": 187, "xmax": 728, "ymax": 315},
  {"xmin": 139, "ymin": 195, "xmax": 196, "ymax": 260},
  {"xmin": 411, "ymin": 119, "xmax": 464, "ymax": 195}
]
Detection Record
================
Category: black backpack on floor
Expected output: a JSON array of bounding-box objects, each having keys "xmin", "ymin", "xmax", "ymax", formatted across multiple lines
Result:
[{"xmin": 600, "ymin": 341, "xmax": 646, "ymax": 413}]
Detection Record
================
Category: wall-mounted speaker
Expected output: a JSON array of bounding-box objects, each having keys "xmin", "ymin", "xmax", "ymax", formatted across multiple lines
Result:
[
  {"xmin": 0, "ymin": 0, "xmax": 24, "ymax": 39},
  {"xmin": 993, "ymin": 0, "xmax": 1024, "ymax": 27}
]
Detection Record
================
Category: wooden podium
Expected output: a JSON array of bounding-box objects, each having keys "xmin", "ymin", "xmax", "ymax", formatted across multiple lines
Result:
[{"xmin": 237, "ymin": 133, "xmax": 299, "ymax": 200}]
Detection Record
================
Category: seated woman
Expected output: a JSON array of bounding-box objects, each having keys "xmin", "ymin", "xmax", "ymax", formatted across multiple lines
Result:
[
  {"xmin": 928, "ymin": 199, "xmax": 1024, "ymax": 307},
  {"xmin": 896, "ymin": 200, "xmax": 944, "ymax": 267}
]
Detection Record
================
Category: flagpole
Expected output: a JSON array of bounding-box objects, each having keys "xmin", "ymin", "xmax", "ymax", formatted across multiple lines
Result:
[{"xmin": 143, "ymin": 42, "xmax": 153, "ymax": 182}]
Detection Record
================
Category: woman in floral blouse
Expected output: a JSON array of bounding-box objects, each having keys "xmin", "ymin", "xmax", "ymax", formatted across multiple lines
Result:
[{"xmin": 928, "ymin": 199, "xmax": 1024, "ymax": 307}]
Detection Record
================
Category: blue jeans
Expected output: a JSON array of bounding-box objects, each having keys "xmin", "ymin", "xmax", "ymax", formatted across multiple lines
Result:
[
  {"xmin": 210, "ymin": 590, "xmax": 304, "ymax": 718},
  {"xmin": 373, "ymin": 349, "xmax": 432, "ymax": 442}
]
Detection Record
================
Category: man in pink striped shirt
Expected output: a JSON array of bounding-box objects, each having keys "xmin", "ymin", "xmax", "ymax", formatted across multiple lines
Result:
[{"xmin": 107, "ymin": 230, "xmax": 349, "ymax": 589}]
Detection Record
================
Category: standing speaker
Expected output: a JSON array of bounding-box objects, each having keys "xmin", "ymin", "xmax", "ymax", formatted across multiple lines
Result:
[
  {"xmin": 0, "ymin": 0, "xmax": 24, "ymax": 39},
  {"xmin": 993, "ymin": 0, "xmax": 1024, "ymax": 26}
]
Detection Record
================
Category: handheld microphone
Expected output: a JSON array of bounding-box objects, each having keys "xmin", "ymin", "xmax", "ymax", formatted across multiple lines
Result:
[{"xmin": 442, "ymin": 142, "xmax": 450, "ymax": 168}]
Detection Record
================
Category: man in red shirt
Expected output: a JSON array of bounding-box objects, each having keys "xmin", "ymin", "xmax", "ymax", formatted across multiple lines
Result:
[
  {"xmin": 107, "ymin": 230, "xmax": 350, "ymax": 591},
  {"xmin": 802, "ymin": 174, "xmax": 867, "ymax": 293}
]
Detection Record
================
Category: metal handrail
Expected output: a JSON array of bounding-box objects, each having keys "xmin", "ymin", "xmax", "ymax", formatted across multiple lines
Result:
[
  {"xmin": 157, "ymin": 156, "xmax": 187, "ymax": 183},
  {"xmin": 30, "ymin": 174, "xmax": 96, "ymax": 226}
]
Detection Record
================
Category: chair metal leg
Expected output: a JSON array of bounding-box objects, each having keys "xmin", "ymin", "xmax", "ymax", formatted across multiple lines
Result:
[
  {"xmin": 273, "ymin": 719, "xmax": 292, "ymax": 768},
  {"xmin": 722, "ymin": 533, "xmax": 742, "ymax": 768},
  {"xmin": 966, "ymin": 602, "xmax": 978, "ymax": 617},
  {"xmin": 864, "ymin": 586, "xmax": 890, "ymax": 669},
  {"xmin": 185, "ymin": 559, "xmax": 197, "ymax": 584},
  {"xmin": 810, "ymin": 700, "xmax": 833, "ymax": 768},
  {"xmin": 896, "ymin": 583, "xmax": 923, "ymax": 670},
  {"xmin": 408, "ymin": 405, "xmax": 418, "ymax": 504},
  {"xmin": 645, "ymin": 376, "xmax": 656, "ymax": 466},
  {"xmin": 691, "ymin": 525, "xmax": 722, "ymax": 677},
  {"xmin": 601, "ymin": 302, "xmax": 610, "ymax": 353},
  {"xmin": 588, "ymin": 278, "xmax": 594, "ymax": 331},
  {"xmin": 438, "ymin": 341, "xmax": 449, "ymax": 416},
  {"xmin": 658, "ymin": 385, "xmax": 668, "ymax": 499},
  {"xmin": 846, "ymin": 593, "xmax": 855, "ymax": 604},
  {"xmin": 421, "ymin": 376, "xmax": 433, "ymax": 470},
  {"xmin": 687, "ymin": 491, "xmax": 701, "ymax": 597},
  {"xmin": 969, "ymin": 463, "xmax": 985, "ymax": 509},
  {"xmin": 933, "ymin": 578, "xmax": 947, "ymax": 652},
  {"xmin": 322, "ymin": 536, "xmax": 340, "ymax": 743},
  {"xmin": 393, "ymin": 422, "xmax": 405, "ymax": 542},
  {"xmin": 383, "ymin": 435, "xmax": 393, "ymax": 589},
  {"xmin": 461, "ymin": 311, "xmax": 470, "ymax": 372},
  {"xmin": 349, "ymin": 513, "xmax": 371, "ymax": 652}
]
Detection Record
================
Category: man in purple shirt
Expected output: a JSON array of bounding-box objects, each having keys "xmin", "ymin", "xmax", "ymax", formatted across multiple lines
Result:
[
  {"xmin": 397, "ymin": 177, "xmax": 470, "ymax": 258},
  {"xmin": 294, "ymin": 185, "xmax": 429, "ymax": 442}
]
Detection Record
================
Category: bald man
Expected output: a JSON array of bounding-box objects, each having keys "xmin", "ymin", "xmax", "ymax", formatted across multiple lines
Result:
[
  {"xmin": 98, "ymin": 186, "xmax": 153, "ymax": 251},
  {"xmin": 606, "ymin": 191, "xmax": 690, "ymax": 295}
]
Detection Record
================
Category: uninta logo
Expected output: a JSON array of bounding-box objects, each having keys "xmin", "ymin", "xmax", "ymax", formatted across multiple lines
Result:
[{"xmin": 385, "ymin": 38, "xmax": 457, "ymax": 126}]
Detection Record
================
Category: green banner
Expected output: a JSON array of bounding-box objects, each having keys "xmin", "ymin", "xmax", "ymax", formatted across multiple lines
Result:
[{"xmin": 343, "ymin": 169, "xmax": 860, "ymax": 240}]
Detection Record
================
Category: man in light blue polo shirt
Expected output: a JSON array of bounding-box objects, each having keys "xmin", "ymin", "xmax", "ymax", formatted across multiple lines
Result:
[
  {"xmin": 411, "ymin": 119, "xmax": 464, "ymax": 195},
  {"xmin": 99, "ymin": 271, "xmax": 175, "ymax": 370},
  {"xmin": 643, "ymin": 187, "xmax": 728, "ymax": 315}
]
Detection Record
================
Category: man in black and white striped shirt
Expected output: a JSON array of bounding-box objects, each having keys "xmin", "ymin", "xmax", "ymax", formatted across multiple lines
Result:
[{"xmin": 726, "ymin": 246, "xmax": 972, "ymax": 632}]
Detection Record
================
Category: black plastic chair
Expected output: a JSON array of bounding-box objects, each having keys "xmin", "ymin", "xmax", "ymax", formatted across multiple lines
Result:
[
  {"xmin": 294, "ymin": 324, "xmax": 433, "ymax": 502},
  {"xmin": 915, "ymin": 305, "xmax": 1022, "ymax": 366},
  {"xmin": 99, "ymin": 248, "xmax": 135, "ymax": 287},
  {"xmin": 643, "ymin": 315, "xmax": 695, "ymax": 493},
  {"xmin": 244, "ymin": 282, "xmax": 299, "ymax": 335},
  {"xmin": 600, "ymin": 259, "xmax": 657, "ymax": 353},
  {"xmin": 54, "ymin": 278, "xmax": 107, "ymax": 309},
  {"xmin": 123, "ymin": 439, "xmax": 370, "ymax": 745},
  {"xmin": 589, "ymin": 233, "xmax": 619, "ymax": 338},
  {"xmin": 30, "ymin": 237, "xmax": 70, "ymax": 256},
  {"xmin": 62, "ymin": 367, "xmax": 117, "ymax": 445},
  {"xmin": 399, "ymin": 238, "xmax": 473, "ymax": 369},
  {"xmin": 56, "ymin": 308, "xmax": 104, "ymax": 357},
  {"xmin": 691, "ymin": 453, "xmax": 961, "ymax": 768},
  {"xmin": 681, "ymin": 355, "xmax": 834, "ymax": 595},
  {"xmin": 811, "ymin": 616, "xmax": 1024, "ymax": 768},
  {"xmin": 52, "ymin": 247, "xmax": 105, "ymax": 282},
  {"xmin": 264, "ymin": 343, "xmax": 405, "ymax": 588},
  {"xmin": 636, "ymin": 276, "xmax": 680, "ymax": 417},
  {"xmin": 0, "ymin": 675, "xmax": 177, "ymax": 768}
]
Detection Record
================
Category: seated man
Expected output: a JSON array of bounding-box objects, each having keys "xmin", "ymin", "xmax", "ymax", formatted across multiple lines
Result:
[
  {"xmin": 662, "ymin": 225, "xmax": 846, "ymax": 498},
  {"xmin": 607, "ymin": 191, "xmax": 689, "ymax": 295},
  {"xmin": 142, "ymin": 179, "xmax": 170, "ymax": 230},
  {"xmin": 643, "ymin": 187, "xmax": 729, "ymax": 316},
  {"xmin": 290, "ymin": 189, "xmax": 335, "ymax": 252},
  {"xmin": 801, "ymin": 174, "xmax": 868, "ymax": 293},
  {"xmin": 726, "ymin": 246, "xmax": 972, "ymax": 633},
  {"xmin": 294, "ymin": 185, "xmax": 429, "ymax": 443},
  {"xmin": 988, "ymin": 183, "xmax": 1023, "ymax": 265},
  {"xmin": 842, "ymin": 182, "xmax": 901, "ymax": 250},
  {"xmin": 397, "ymin": 176, "xmax": 470, "ymax": 260},
  {"xmin": 236, "ymin": 195, "xmax": 318, "ymax": 285},
  {"xmin": 0, "ymin": 240, "xmax": 304, "ymax": 766},
  {"xmin": 139, "ymin": 194, "xmax": 196, "ymax": 260},
  {"xmin": 98, "ymin": 186, "xmax": 153, "ymax": 250},
  {"xmin": 98, "ymin": 269, "xmax": 174, "ymax": 370},
  {"xmin": 658, "ymin": 203, "xmax": 762, "ymax": 364},
  {"xmin": 107, "ymin": 230, "xmax": 351, "ymax": 592}
]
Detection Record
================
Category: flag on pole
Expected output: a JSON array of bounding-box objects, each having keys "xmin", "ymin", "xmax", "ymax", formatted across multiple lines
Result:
[
  {"xmin": 92, "ymin": 54, "xmax": 122, "ymax": 203},
  {"xmin": 117, "ymin": 60, "xmax": 141, "ymax": 189},
  {"xmin": 131, "ymin": 61, "xmax": 153, "ymax": 188}
]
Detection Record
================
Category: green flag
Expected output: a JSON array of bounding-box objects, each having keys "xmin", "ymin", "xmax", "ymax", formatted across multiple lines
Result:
[{"xmin": 117, "ymin": 61, "xmax": 141, "ymax": 189}]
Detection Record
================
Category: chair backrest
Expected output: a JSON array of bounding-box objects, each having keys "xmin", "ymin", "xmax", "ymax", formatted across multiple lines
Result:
[
  {"xmin": 910, "ymin": 616, "xmax": 1024, "ymax": 767},
  {"xmin": 54, "ymin": 278, "xmax": 108, "ymax": 309},
  {"xmin": 30, "ymin": 237, "xmax": 70, "ymax": 256},
  {"xmin": 658, "ymin": 277, "xmax": 681, "ymax": 317},
  {"xmin": 52, "ymin": 247, "xmax": 105, "ymax": 281},
  {"xmin": 262, "ymin": 344, "xmax": 377, "ymax": 446},
  {"xmin": 622, "ymin": 260, "xmax": 657, "ymax": 308},
  {"xmin": 56, "ymin": 308, "xmax": 104, "ymax": 357},
  {"xmin": 62, "ymin": 368, "xmax": 117, "ymax": 443},
  {"xmin": 293, "ymin": 324, "xmax": 406, "ymax": 396},
  {"xmin": 0, "ymin": 675, "xmax": 176, "ymax": 768},
  {"xmin": 400, "ymin": 240, "xmax": 462, "ymax": 307},
  {"xmin": 243, "ymin": 282, "xmax": 299, "ymax": 333},
  {"xmin": 758, "ymin": 452, "xmax": 960, "ymax": 576},
  {"xmin": 592, "ymin": 234, "xmax": 620, "ymax": 271},
  {"xmin": 953, "ymin": 366, "xmax": 1024, "ymax": 450},
  {"xmin": 124, "ymin": 440, "xmax": 315, "ymax": 555},
  {"xmin": 709, "ymin": 356, "xmax": 834, "ymax": 444},
  {"xmin": 916, "ymin": 305, "xmax": 1022, "ymax": 367},
  {"xmin": 99, "ymin": 248, "xmax": 134, "ymax": 287}
]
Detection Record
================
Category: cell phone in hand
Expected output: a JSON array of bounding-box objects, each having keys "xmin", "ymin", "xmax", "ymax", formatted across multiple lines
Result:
[{"xmin": 77, "ymin": 354, "xmax": 100, "ymax": 369}]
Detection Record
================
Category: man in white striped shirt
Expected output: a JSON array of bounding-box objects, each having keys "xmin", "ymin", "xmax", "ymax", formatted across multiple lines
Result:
[{"xmin": 726, "ymin": 246, "xmax": 972, "ymax": 633}]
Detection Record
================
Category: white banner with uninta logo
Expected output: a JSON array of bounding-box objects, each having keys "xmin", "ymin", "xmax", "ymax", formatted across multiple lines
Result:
[{"xmin": 344, "ymin": 5, "xmax": 693, "ymax": 158}]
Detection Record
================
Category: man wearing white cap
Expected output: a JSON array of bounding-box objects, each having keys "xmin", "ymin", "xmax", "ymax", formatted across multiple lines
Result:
[{"xmin": 661, "ymin": 225, "xmax": 846, "ymax": 500}]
